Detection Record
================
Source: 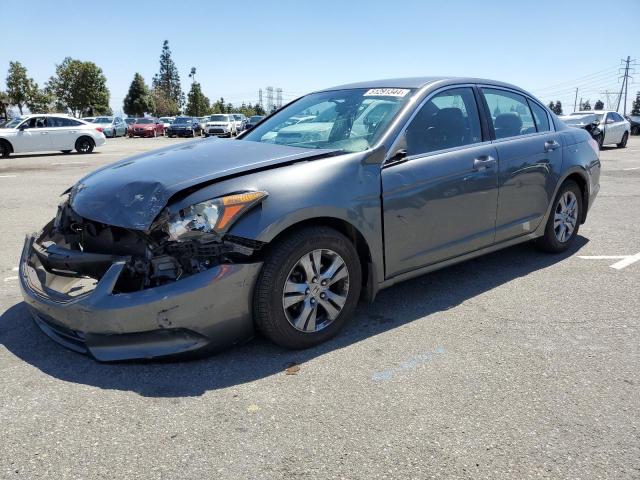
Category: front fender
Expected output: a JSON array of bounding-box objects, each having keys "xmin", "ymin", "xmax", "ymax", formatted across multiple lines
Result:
[{"xmin": 169, "ymin": 149, "xmax": 386, "ymax": 284}]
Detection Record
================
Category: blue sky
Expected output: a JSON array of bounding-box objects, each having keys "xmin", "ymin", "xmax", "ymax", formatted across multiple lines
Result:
[{"xmin": 1, "ymin": 0, "xmax": 637, "ymax": 114}]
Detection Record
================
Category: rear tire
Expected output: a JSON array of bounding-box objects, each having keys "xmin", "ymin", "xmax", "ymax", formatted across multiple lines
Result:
[
  {"xmin": 254, "ymin": 227, "xmax": 362, "ymax": 349},
  {"xmin": 75, "ymin": 137, "xmax": 94, "ymax": 154},
  {"xmin": 617, "ymin": 132, "xmax": 628, "ymax": 148},
  {"xmin": 535, "ymin": 180, "xmax": 582, "ymax": 253}
]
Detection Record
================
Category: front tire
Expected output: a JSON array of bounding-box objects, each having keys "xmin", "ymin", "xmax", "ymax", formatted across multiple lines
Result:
[
  {"xmin": 536, "ymin": 180, "xmax": 582, "ymax": 253},
  {"xmin": 254, "ymin": 227, "xmax": 362, "ymax": 349},
  {"xmin": 0, "ymin": 141, "xmax": 11, "ymax": 158},
  {"xmin": 617, "ymin": 132, "xmax": 628, "ymax": 148}
]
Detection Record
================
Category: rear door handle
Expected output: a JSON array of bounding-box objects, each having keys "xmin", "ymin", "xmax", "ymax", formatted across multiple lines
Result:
[
  {"xmin": 41, "ymin": 131, "xmax": 48, "ymax": 135},
  {"xmin": 544, "ymin": 140, "xmax": 560, "ymax": 152},
  {"xmin": 473, "ymin": 155, "xmax": 496, "ymax": 171}
]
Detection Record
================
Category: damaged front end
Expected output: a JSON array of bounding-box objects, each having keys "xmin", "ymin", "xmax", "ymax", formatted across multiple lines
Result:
[{"xmin": 19, "ymin": 193, "xmax": 267, "ymax": 361}]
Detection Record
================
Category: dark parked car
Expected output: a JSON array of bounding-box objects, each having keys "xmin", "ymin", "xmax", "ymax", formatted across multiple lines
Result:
[
  {"xmin": 246, "ymin": 115, "xmax": 264, "ymax": 130},
  {"xmin": 166, "ymin": 116, "xmax": 202, "ymax": 137},
  {"xmin": 20, "ymin": 77, "xmax": 601, "ymax": 361},
  {"xmin": 626, "ymin": 115, "xmax": 640, "ymax": 135}
]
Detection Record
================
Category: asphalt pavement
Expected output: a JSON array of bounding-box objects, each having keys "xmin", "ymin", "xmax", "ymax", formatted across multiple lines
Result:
[{"xmin": 0, "ymin": 135, "xmax": 638, "ymax": 479}]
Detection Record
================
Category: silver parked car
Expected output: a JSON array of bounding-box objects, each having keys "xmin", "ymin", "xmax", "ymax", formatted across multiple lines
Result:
[{"xmin": 19, "ymin": 77, "xmax": 601, "ymax": 361}]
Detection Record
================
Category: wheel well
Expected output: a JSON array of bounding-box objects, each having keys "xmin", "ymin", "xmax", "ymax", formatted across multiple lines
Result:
[
  {"xmin": 0, "ymin": 138, "xmax": 14, "ymax": 153},
  {"xmin": 265, "ymin": 217, "xmax": 374, "ymax": 293},
  {"xmin": 564, "ymin": 173, "xmax": 589, "ymax": 223}
]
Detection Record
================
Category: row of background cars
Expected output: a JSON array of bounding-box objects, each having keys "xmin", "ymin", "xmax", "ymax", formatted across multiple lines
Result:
[{"xmin": 80, "ymin": 114, "xmax": 266, "ymax": 139}]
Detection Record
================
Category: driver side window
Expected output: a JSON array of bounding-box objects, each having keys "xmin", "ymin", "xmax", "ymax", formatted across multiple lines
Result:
[
  {"xmin": 404, "ymin": 87, "xmax": 482, "ymax": 156},
  {"xmin": 22, "ymin": 117, "xmax": 47, "ymax": 129}
]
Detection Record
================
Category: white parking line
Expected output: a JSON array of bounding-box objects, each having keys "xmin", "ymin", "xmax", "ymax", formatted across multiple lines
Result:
[
  {"xmin": 623, "ymin": 167, "xmax": 640, "ymax": 171},
  {"xmin": 51, "ymin": 161, "xmax": 88, "ymax": 165},
  {"xmin": 3, "ymin": 276, "xmax": 18, "ymax": 282},
  {"xmin": 0, "ymin": 175, "xmax": 17, "ymax": 178},
  {"xmin": 579, "ymin": 253, "xmax": 640, "ymax": 270},
  {"xmin": 12, "ymin": 267, "xmax": 18, "ymax": 271}
]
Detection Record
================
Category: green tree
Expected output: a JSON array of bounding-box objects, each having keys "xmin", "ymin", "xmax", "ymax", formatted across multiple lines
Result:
[
  {"xmin": 152, "ymin": 40, "xmax": 184, "ymax": 114},
  {"xmin": 631, "ymin": 91, "xmax": 640, "ymax": 116},
  {"xmin": 548, "ymin": 101, "xmax": 555, "ymax": 112},
  {"xmin": 46, "ymin": 57, "xmax": 110, "ymax": 116},
  {"xmin": 211, "ymin": 97, "xmax": 226, "ymax": 114},
  {"xmin": 581, "ymin": 100, "xmax": 591, "ymax": 111},
  {"xmin": 152, "ymin": 90, "xmax": 179, "ymax": 117},
  {"xmin": 225, "ymin": 102, "xmax": 234, "ymax": 113},
  {"xmin": 554, "ymin": 101, "xmax": 563, "ymax": 116},
  {"xmin": 123, "ymin": 73, "xmax": 154, "ymax": 117},
  {"xmin": 594, "ymin": 99, "xmax": 604, "ymax": 110},
  {"xmin": 185, "ymin": 82, "xmax": 210, "ymax": 116},
  {"xmin": 6, "ymin": 61, "xmax": 35, "ymax": 114},
  {"xmin": 26, "ymin": 84, "xmax": 54, "ymax": 113}
]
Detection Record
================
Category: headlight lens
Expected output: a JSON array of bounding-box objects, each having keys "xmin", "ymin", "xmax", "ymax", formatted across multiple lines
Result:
[{"xmin": 166, "ymin": 191, "xmax": 268, "ymax": 241}]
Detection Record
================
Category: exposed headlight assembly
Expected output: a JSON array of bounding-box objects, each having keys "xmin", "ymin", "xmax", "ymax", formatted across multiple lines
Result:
[{"xmin": 165, "ymin": 191, "xmax": 268, "ymax": 241}]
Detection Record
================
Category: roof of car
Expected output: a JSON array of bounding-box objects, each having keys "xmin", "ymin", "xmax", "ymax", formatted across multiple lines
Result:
[
  {"xmin": 572, "ymin": 110, "xmax": 610, "ymax": 114},
  {"xmin": 316, "ymin": 76, "xmax": 527, "ymax": 93}
]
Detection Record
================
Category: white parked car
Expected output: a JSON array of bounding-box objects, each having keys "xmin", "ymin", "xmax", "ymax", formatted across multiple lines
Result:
[
  {"xmin": 232, "ymin": 113, "xmax": 247, "ymax": 132},
  {"xmin": 158, "ymin": 116, "xmax": 174, "ymax": 130},
  {"xmin": 0, "ymin": 114, "xmax": 106, "ymax": 157},
  {"xmin": 204, "ymin": 114, "xmax": 237, "ymax": 138},
  {"xmin": 560, "ymin": 110, "xmax": 630, "ymax": 149}
]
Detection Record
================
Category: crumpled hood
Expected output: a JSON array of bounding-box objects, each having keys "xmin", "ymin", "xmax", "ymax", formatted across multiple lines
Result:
[{"xmin": 69, "ymin": 138, "xmax": 337, "ymax": 230}]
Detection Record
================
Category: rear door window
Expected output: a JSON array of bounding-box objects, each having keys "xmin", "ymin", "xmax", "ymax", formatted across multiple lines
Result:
[
  {"xmin": 481, "ymin": 88, "xmax": 536, "ymax": 138},
  {"xmin": 528, "ymin": 100, "xmax": 550, "ymax": 132}
]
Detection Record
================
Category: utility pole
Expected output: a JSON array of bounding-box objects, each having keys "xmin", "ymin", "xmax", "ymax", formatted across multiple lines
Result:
[
  {"xmin": 573, "ymin": 88, "xmax": 579, "ymax": 112},
  {"xmin": 616, "ymin": 56, "xmax": 636, "ymax": 115},
  {"xmin": 599, "ymin": 90, "xmax": 620, "ymax": 110}
]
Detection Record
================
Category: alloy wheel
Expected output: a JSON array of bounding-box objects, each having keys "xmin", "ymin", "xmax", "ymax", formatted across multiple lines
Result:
[
  {"xmin": 282, "ymin": 249, "xmax": 350, "ymax": 333},
  {"xmin": 554, "ymin": 190, "xmax": 578, "ymax": 243}
]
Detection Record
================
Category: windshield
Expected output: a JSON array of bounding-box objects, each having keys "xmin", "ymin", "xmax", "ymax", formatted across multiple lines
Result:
[
  {"xmin": 242, "ymin": 88, "xmax": 414, "ymax": 152},
  {"xmin": 135, "ymin": 118, "xmax": 154, "ymax": 124},
  {"xmin": 210, "ymin": 115, "xmax": 229, "ymax": 122},
  {"xmin": 94, "ymin": 117, "xmax": 113, "ymax": 123},
  {"xmin": 173, "ymin": 117, "xmax": 192, "ymax": 125},
  {"xmin": 159, "ymin": 117, "xmax": 172, "ymax": 123},
  {"xmin": 124, "ymin": 118, "xmax": 135, "ymax": 124},
  {"xmin": 233, "ymin": 115, "xmax": 242, "ymax": 120},
  {"xmin": 249, "ymin": 116, "xmax": 263, "ymax": 122},
  {"xmin": 3, "ymin": 117, "xmax": 25, "ymax": 128}
]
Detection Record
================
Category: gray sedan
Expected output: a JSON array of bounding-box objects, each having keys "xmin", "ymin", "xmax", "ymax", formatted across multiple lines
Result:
[{"xmin": 19, "ymin": 77, "xmax": 600, "ymax": 361}]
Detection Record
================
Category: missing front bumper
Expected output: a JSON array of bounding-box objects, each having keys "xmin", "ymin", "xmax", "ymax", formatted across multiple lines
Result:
[{"xmin": 19, "ymin": 234, "xmax": 263, "ymax": 361}]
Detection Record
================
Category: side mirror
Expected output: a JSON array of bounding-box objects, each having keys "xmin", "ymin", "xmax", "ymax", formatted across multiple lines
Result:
[
  {"xmin": 18, "ymin": 123, "xmax": 28, "ymax": 131},
  {"xmin": 606, "ymin": 118, "xmax": 615, "ymax": 124}
]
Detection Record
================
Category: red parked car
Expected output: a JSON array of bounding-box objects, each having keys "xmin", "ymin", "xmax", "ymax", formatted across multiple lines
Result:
[{"xmin": 128, "ymin": 118, "xmax": 165, "ymax": 138}]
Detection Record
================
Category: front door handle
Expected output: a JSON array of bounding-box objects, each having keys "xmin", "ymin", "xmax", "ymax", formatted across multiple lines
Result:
[
  {"xmin": 473, "ymin": 155, "xmax": 496, "ymax": 171},
  {"xmin": 40, "ymin": 131, "xmax": 49, "ymax": 135},
  {"xmin": 544, "ymin": 140, "xmax": 560, "ymax": 152}
]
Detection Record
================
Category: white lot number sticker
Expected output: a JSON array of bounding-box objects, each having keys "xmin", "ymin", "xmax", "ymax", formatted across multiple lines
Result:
[{"xmin": 364, "ymin": 88, "xmax": 410, "ymax": 97}]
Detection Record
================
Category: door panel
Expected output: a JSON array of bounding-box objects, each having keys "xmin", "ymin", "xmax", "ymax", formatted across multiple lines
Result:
[
  {"xmin": 480, "ymin": 88, "xmax": 561, "ymax": 243},
  {"xmin": 493, "ymin": 134, "xmax": 562, "ymax": 242},
  {"xmin": 382, "ymin": 143, "xmax": 499, "ymax": 277}
]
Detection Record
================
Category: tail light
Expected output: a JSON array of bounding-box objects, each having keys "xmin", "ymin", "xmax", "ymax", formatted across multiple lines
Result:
[{"xmin": 95, "ymin": 127, "xmax": 104, "ymax": 133}]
